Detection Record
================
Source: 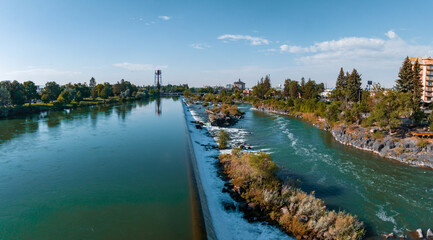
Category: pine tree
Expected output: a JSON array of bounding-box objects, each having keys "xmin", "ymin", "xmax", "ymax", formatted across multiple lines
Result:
[
  {"xmin": 263, "ymin": 75, "xmax": 271, "ymax": 92},
  {"xmin": 412, "ymin": 59, "xmax": 422, "ymax": 101},
  {"xmin": 336, "ymin": 67, "xmax": 346, "ymax": 89},
  {"xmin": 347, "ymin": 69, "xmax": 362, "ymax": 102},
  {"xmin": 396, "ymin": 56, "xmax": 414, "ymax": 93},
  {"xmin": 300, "ymin": 77, "xmax": 305, "ymax": 96},
  {"xmin": 283, "ymin": 79, "xmax": 291, "ymax": 98}
]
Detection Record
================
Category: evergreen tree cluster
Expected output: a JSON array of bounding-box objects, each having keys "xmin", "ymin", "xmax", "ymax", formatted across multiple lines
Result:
[
  {"xmin": 396, "ymin": 56, "xmax": 423, "ymax": 105},
  {"xmin": 333, "ymin": 67, "xmax": 362, "ymax": 102},
  {"xmin": 283, "ymin": 77, "xmax": 323, "ymax": 100},
  {"xmin": 252, "ymin": 75, "xmax": 271, "ymax": 99}
]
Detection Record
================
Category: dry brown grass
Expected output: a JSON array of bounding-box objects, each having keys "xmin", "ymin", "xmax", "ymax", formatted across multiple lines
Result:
[{"xmin": 219, "ymin": 150, "xmax": 365, "ymax": 240}]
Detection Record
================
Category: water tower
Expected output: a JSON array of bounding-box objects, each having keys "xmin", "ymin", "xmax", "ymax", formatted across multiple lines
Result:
[{"xmin": 154, "ymin": 70, "xmax": 162, "ymax": 90}]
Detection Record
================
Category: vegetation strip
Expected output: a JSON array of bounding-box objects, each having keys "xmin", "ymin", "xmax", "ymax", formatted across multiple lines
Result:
[{"xmin": 219, "ymin": 149, "xmax": 364, "ymax": 240}]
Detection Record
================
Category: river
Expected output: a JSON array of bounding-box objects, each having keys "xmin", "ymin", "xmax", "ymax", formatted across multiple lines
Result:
[
  {"xmin": 187, "ymin": 102, "xmax": 433, "ymax": 238},
  {"xmin": 235, "ymin": 105, "xmax": 433, "ymax": 237},
  {"xmin": 1, "ymin": 99, "xmax": 432, "ymax": 239},
  {"xmin": 0, "ymin": 98, "xmax": 200, "ymax": 239}
]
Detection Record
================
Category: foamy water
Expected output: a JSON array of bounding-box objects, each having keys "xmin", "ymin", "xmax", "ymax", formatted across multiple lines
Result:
[{"xmin": 183, "ymin": 100, "xmax": 294, "ymax": 240}]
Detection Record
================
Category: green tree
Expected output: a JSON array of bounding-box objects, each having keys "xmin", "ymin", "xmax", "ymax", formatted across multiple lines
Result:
[
  {"xmin": 41, "ymin": 94, "xmax": 50, "ymax": 103},
  {"xmin": 263, "ymin": 75, "xmax": 271, "ymax": 92},
  {"xmin": 396, "ymin": 56, "xmax": 413, "ymax": 93},
  {"xmin": 217, "ymin": 130, "xmax": 230, "ymax": 149},
  {"xmin": 23, "ymin": 81, "xmax": 38, "ymax": 105},
  {"xmin": 89, "ymin": 77, "xmax": 96, "ymax": 88},
  {"xmin": 303, "ymin": 79, "xmax": 317, "ymax": 99},
  {"xmin": 0, "ymin": 87, "xmax": 11, "ymax": 116},
  {"xmin": 57, "ymin": 88, "xmax": 74, "ymax": 104},
  {"xmin": 335, "ymin": 67, "xmax": 347, "ymax": 90},
  {"xmin": 346, "ymin": 69, "xmax": 362, "ymax": 102},
  {"xmin": 366, "ymin": 90, "xmax": 412, "ymax": 132},
  {"xmin": 44, "ymin": 81, "xmax": 61, "ymax": 101},
  {"xmin": 1, "ymin": 80, "xmax": 25, "ymax": 105},
  {"xmin": 252, "ymin": 76, "xmax": 271, "ymax": 99},
  {"xmin": 412, "ymin": 59, "xmax": 422, "ymax": 100},
  {"xmin": 75, "ymin": 91, "xmax": 84, "ymax": 102},
  {"xmin": 283, "ymin": 78, "xmax": 291, "ymax": 98},
  {"xmin": 289, "ymin": 81, "xmax": 299, "ymax": 99},
  {"xmin": 99, "ymin": 83, "xmax": 113, "ymax": 99}
]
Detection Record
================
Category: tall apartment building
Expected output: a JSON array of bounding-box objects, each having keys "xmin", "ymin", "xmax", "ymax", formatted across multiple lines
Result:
[{"xmin": 411, "ymin": 57, "xmax": 433, "ymax": 103}]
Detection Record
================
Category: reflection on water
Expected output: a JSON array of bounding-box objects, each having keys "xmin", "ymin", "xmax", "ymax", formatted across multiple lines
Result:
[
  {"xmin": 0, "ymin": 98, "xmax": 166, "ymax": 144},
  {"xmin": 0, "ymin": 97, "xmax": 193, "ymax": 240},
  {"xmin": 155, "ymin": 97, "xmax": 162, "ymax": 115}
]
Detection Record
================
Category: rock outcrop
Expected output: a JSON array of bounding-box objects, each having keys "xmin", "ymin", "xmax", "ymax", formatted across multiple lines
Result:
[{"xmin": 332, "ymin": 126, "xmax": 433, "ymax": 169}]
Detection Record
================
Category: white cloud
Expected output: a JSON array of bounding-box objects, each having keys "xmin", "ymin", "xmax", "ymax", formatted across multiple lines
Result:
[
  {"xmin": 190, "ymin": 43, "xmax": 210, "ymax": 50},
  {"xmin": 274, "ymin": 30, "xmax": 433, "ymax": 87},
  {"xmin": 279, "ymin": 30, "xmax": 433, "ymax": 65},
  {"xmin": 280, "ymin": 44, "xmax": 311, "ymax": 53},
  {"xmin": 113, "ymin": 62, "xmax": 167, "ymax": 71},
  {"xmin": 218, "ymin": 34, "xmax": 269, "ymax": 45},
  {"xmin": 385, "ymin": 30, "xmax": 397, "ymax": 39},
  {"xmin": 158, "ymin": 16, "xmax": 171, "ymax": 21}
]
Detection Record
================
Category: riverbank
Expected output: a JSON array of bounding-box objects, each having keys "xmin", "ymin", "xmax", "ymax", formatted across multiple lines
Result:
[
  {"xmin": 0, "ymin": 96, "xmax": 151, "ymax": 119},
  {"xmin": 253, "ymin": 106, "xmax": 433, "ymax": 170},
  {"xmin": 219, "ymin": 149, "xmax": 364, "ymax": 240},
  {"xmin": 182, "ymin": 98, "xmax": 294, "ymax": 240}
]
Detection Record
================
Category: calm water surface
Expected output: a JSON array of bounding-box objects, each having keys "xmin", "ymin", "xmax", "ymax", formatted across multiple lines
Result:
[
  {"xmin": 235, "ymin": 105, "xmax": 433, "ymax": 237},
  {"xmin": 0, "ymin": 98, "xmax": 195, "ymax": 239}
]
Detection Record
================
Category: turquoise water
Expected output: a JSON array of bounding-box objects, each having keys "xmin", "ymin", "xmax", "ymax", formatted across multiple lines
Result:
[
  {"xmin": 1, "ymin": 98, "xmax": 431, "ymax": 239},
  {"xmin": 235, "ymin": 105, "xmax": 433, "ymax": 237},
  {"xmin": 0, "ymin": 98, "xmax": 195, "ymax": 239}
]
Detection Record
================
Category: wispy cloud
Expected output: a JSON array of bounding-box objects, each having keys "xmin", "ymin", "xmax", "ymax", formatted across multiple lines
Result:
[
  {"xmin": 158, "ymin": 16, "xmax": 171, "ymax": 21},
  {"xmin": 113, "ymin": 62, "xmax": 167, "ymax": 71},
  {"xmin": 218, "ymin": 34, "xmax": 269, "ymax": 45},
  {"xmin": 190, "ymin": 43, "xmax": 210, "ymax": 50},
  {"xmin": 279, "ymin": 30, "xmax": 433, "ymax": 65}
]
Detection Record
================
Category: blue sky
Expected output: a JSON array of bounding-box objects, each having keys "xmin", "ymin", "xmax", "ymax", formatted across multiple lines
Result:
[{"xmin": 1, "ymin": 0, "xmax": 433, "ymax": 88}]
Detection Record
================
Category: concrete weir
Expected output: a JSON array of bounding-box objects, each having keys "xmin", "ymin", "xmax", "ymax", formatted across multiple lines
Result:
[{"xmin": 181, "ymin": 98, "xmax": 293, "ymax": 240}]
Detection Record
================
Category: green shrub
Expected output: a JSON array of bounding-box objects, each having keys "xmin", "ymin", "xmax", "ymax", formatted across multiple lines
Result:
[
  {"xmin": 371, "ymin": 131, "xmax": 385, "ymax": 139},
  {"xmin": 217, "ymin": 130, "xmax": 230, "ymax": 149}
]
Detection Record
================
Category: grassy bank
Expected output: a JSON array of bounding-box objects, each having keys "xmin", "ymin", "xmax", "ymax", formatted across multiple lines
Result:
[{"xmin": 219, "ymin": 149, "xmax": 365, "ymax": 240}]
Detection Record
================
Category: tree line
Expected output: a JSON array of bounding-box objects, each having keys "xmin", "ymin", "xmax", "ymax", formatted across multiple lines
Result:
[
  {"xmin": 192, "ymin": 56, "xmax": 431, "ymax": 132},
  {"xmin": 0, "ymin": 78, "xmax": 189, "ymax": 117}
]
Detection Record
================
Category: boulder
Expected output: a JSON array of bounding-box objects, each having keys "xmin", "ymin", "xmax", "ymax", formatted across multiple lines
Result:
[
  {"xmin": 383, "ymin": 232, "xmax": 394, "ymax": 239},
  {"xmin": 222, "ymin": 201, "xmax": 236, "ymax": 211},
  {"xmin": 408, "ymin": 229, "xmax": 423, "ymax": 239},
  {"xmin": 238, "ymin": 202, "xmax": 248, "ymax": 211},
  {"xmin": 427, "ymin": 228, "xmax": 433, "ymax": 239},
  {"xmin": 416, "ymin": 229, "xmax": 423, "ymax": 239},
  {"xmin": 297, "ymin": 214, "xmax": 309, "ymax": 223},
  {"xmin": 373, "ymin": 142, "xmax": 385, "ymax": 152}
]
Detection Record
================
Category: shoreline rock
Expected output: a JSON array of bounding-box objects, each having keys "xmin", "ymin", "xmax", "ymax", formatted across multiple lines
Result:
[{"xmin": 255, "ymin": 107, "xmax": 433, "ymax": 170}]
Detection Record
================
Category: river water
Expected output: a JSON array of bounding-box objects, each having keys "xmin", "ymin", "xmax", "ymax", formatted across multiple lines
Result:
[
  {"xmin": 0, "ymin": 98, "xmax": 198, "ymax": 239},
  {"xmin": 1, "ymin": 99, "xmax": 432, "ymax": 239},
  {"xmin": 188, "ymin": 102, "xmax": 433, "ymax": 238},
  {"xmin": 236, "ymin": 105, "xmax": 433, "ymax": 237}
]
